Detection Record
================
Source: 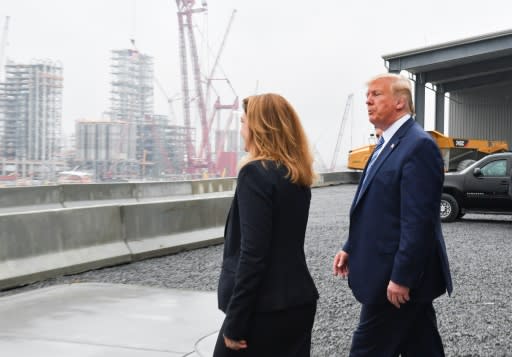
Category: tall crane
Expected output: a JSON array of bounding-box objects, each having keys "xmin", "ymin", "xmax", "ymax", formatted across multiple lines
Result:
[
  {"xmin": 330, "ymin": 93, "xmax": 353, "ymax": 171},
  {"xmin": 176, "ymin": 0, "xmax": 209, "ymax": 171},
  {"xmin": 200, "ymin": 9, "xmax": 238, "ymax": 162},
  {"xmin": 0, "ymin": 16, "xmax": 10, "ymax": 82},
  {"xmin": 175, "ymin": 1, "xmax": 238, "ymax": 175},
  {"xmin": 153, "ymin": 75, "xmax": 181, "ymax": 126},
  {"xmin": 204, "ymin": 9, "xmax": 237, "ymax": 111}
]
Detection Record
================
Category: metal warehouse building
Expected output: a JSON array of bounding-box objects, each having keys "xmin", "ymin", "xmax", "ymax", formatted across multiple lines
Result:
[{"xmin": 383, "ymin": 29, "xmax": 512, "ymax": 148}]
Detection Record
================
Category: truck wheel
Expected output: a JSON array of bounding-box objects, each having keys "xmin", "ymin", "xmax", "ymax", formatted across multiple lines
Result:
[
  {"xmin": 440, "ymin": 193, "xmax": 460, "ymax": 222},
  {"xmin": 457, "ymin": 159, "xmax": 476, "ymax": 171}
]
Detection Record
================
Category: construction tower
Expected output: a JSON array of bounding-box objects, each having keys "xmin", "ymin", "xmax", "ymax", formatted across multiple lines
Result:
[
  {"xmin": 110, "ymin": 49, "xmax": 154, "ymax": 164},
  {"xmin": 0, "ymin": 61, "xmax": 63, "ymax": 162}
]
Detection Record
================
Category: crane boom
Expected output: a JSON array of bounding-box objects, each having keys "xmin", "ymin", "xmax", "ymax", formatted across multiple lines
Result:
[
  {"xmin": 330, "ymin": 93, "xmax": 353, "ymax": 171},
  {"xmin": 202, "ymin": 9, "xmax": 237, "ymax": 161},
  {"xmin": 175, "ymin": 1, "xmax": 238, "ymax": 175},
  {"xmin": 184, "ymin": 8, "xmax": 209, "ymax": 164},
  {"xmin": 176, "ymin": 4, "xmax": 195, "ymax": 163},
  {"xmin": 205, "ymin": 9, "xmax": 237, "ymax": 108}
]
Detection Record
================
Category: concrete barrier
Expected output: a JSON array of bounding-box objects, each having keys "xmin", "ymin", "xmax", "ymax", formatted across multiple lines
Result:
[
  {"xmin": 0, "ymin": 186, "xmax": 62, "ymax": 214},
  {"xmin": 135, "ymin": 181, "xmax": 192, "ymax": 201},
  {"xmin": 0, "ymin": 206, "xmax": 130, "ymax": 290},
  {"xmin": 315, "ymin": 171, "xmax": 361, "ymax": 187},
  {"xmin": 123, "ymin": 195, "xmax": 233, "ymax": 260},
  {"xmin": 136, "ymin": 178, "xmax": 237, "ymax": 200},
  {"xmin": 61, "ymin": 183, "xmax": 137, "ymax": 207},
  {"xmin": 0, "ymin": 178, "xmax": 238, "ymax": 212},
  {"xmin": 0, "ymin": 194, "xmax": 234, "ymax": 290},
  {"xmin": 191, "ymin": 178, "xmax": 237, "ymax": 195},
  {"xmin": 0, "ymin": 173, "xmax": 358, "ymax": 290},
  {"xmin": 0, "ymin": 172, "xmax": 358, "ymax": 212}
]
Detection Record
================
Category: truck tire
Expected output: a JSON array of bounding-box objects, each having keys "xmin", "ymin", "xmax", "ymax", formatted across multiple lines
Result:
[
  {"xmin": 457, "ymin": 159, "xmax": 476, "ymax": 171},
  {"xmin": 440, "ymin": 193, "xmax": 460, "ymax": 222}
]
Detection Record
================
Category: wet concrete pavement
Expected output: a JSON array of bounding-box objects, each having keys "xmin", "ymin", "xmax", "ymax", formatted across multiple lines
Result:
[{"xmin": 0, "ymin": 283, "xmax": 222, "ymax": 356}]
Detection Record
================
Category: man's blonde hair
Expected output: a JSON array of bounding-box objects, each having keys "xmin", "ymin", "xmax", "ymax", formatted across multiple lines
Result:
[{"xmin": 368, "ymin": 73, "xmax": 415, "ymax": 114}]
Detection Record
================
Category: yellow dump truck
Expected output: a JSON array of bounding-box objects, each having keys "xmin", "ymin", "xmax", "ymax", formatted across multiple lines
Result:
[{"xmin": 348, "ymin": 130, "xmax": 509, "ymax": 172}]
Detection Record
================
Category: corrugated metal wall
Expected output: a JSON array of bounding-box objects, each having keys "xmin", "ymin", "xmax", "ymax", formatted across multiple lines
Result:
[{"xmin": 449, "ymin": 83, "xmax": 512, "ymax": 147}]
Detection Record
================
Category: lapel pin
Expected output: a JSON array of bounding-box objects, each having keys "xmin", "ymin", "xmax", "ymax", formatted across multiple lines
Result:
[{"xmin": 390, "ymin": 143, "xmax": 395, "ymax": 149}]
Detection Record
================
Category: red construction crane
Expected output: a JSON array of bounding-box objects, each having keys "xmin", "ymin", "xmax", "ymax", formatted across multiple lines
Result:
[
  {"xmin": 176, "ymin": 0, "xmax": 209, "ymax": 172},
  {"xmin": 199, "ymin": 9, "xmax": 238, "ymax": 162},
  {"xmin": 175, "ymin": 1, "xmax": 238, "ymax": 175}
]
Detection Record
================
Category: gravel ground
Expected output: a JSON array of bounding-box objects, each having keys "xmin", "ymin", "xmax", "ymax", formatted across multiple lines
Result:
[{"xmin": 1, "ymin": 185, "xmax": 511, "ymax": 356}]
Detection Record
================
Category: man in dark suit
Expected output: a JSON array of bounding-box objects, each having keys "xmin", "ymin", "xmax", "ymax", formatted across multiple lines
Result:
[{"xmin": 333, "ymin": 73, "xmax": 453, "ymax": 356}]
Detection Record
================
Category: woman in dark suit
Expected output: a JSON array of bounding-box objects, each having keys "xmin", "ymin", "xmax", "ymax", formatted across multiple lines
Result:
[{"xmin": 213, "ymin": 93, "xmax": 319, "ymax": 357}]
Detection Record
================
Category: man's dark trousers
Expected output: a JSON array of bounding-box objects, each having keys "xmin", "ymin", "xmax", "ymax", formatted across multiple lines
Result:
[{"xmin": 349, "ymin": 301, "xmax": 445, "ymax": 357}]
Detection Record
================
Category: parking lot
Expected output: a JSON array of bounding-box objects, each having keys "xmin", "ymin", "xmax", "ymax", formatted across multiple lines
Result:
[{"xmin": 1, "ymin": 184, "xmax": 510, "ymax": 356}]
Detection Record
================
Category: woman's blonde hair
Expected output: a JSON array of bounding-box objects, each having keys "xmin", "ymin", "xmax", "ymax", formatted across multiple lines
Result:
[{"xmin": 241, "ymin": 93, "xmax": 316, "ymax": 187}]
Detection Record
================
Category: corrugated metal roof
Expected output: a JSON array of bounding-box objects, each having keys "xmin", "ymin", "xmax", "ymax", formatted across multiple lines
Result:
[
  {"xmin": 382, "ymin": 28, "xmax": 512, "ymax": 135},
  {"xmin": 383, "ymin": 28, "xmax": 512, "ymax": 60}
]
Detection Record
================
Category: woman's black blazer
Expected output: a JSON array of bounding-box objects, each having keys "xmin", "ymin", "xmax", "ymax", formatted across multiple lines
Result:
[{"xmin": 217, "ymin": 160, "xmax": 318, "ymax": 340}]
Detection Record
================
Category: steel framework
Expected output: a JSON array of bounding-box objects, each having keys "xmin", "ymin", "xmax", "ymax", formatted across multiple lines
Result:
[{"xmin": 175, "ymin": 0, "xmax": 239, "ymax": 175}]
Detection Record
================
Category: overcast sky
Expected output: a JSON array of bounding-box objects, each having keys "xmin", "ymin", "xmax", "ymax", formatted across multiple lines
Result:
[{"xmin": 2, "ymin": 0, "xmax": 512, "ymax": 168}]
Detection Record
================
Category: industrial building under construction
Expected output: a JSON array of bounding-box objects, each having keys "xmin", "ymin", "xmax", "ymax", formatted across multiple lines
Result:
[
  {"xmin": 0, "ymin": 4, "xmax": 243, "ymax": 184},
  {"xmin": 73, "ymin": 48, "xmax": 195, "ymax": 181},
  {"xmin": 0, "ymin": 61, "xmax": 65, "ymax": 183}
]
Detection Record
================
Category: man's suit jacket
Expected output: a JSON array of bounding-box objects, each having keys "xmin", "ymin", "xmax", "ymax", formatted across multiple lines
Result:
[
  {"xmin": 218, "ymin": 160, "xmax": 319, "ymax": 340},
  {"xmin": 343, "ymin": 118, "xmax": 453, "ymax": 305}
]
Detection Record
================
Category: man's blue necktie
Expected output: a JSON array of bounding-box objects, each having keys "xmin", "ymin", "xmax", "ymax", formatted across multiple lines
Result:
[{"xmin": 360, "ymin": 136, "xmax": 385, "ymax": 188}]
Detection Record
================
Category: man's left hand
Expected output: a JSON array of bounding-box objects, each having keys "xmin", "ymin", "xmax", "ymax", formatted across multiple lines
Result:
[{"xmin": 387, "ymin": 281, "xmax": 410, "ymax": 308}]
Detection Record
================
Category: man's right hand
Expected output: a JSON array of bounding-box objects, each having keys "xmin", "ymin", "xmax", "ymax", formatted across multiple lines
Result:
[{"xmin": 333, "ymin": 250, "xmax": 349, "ymax": 278}]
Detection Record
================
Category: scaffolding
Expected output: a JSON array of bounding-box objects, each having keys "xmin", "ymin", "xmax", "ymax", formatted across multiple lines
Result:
[
  {"xmin": 104, "ymin": 48, "xmax": 200, "ymax": 180},
  {"xmin": 0, "ymin": 60, "xmax": 63, "ymax": 181},
  {"xmin": 110, "ymin": 49, "xmax": 154, "ymax": 162},
  {"xmin": 74, "ymin": 116, "xmax": 194, "ymax": 181},
  {"xmin": 141, "ymin": 114, "xmax": 194, "ymax": 177}
]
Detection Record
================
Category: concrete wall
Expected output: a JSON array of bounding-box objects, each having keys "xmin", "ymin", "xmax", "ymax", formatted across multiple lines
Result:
[
  {"xmin": 0, "ymin": 206, "xmax": 130, "ymax": 290},
  {"xmin": 0, "ymin": 172, "xmax": 357, "ymax": 213},
  {"xmin": 0, "ymin": 172, "xmax": 357, "ymax": 290},
  {"xmin": 0, "ymin": 178, "xmax": 237, "ymax": 213},
  {"xmin": 315, "ymin": 171, "xmax": 361, "ymax": 187},
  {"xmin": 0, "ymin": 194, "xmax": 233, "ymax": 290},
  {"xmin": 0, "ymin": 186, "xmax": 62, "ymax": 214},
  {"xmin": 123, "ymin": 196, "xmax": 232, "ymax": 260}
]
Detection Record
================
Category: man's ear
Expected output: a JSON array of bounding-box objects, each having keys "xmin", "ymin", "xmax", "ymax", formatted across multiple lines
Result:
[{"xmin": 395, "ymin": 96, "xmax": 405, "ymax": 110}]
